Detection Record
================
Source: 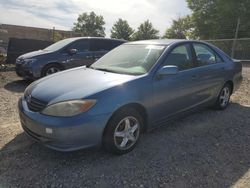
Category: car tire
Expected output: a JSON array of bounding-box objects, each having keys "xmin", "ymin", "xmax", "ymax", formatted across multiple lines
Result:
[
  {"xmin": 103, "ymin": 107, "xmax": 143, "ymax": 155},
  {"xmin": 214, "ymin": 83, "xmax": 232, "ymax": 110},
  {"xmin": 42, "ymin": 64, "xmax": 63, "ymax": 77}
]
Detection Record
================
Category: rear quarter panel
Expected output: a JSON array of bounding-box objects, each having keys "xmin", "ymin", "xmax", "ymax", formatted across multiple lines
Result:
[
  {"xmin": 231, "ymin": 60, "xmax": 243, "ymax": 92},
  {"xmin": 210, "ymin": 44, "xmax": 242, "ymax": 93}
]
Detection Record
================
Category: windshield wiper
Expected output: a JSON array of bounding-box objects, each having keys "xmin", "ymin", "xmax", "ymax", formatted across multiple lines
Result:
[
  {"xmin": 90, "ymin": 66, "xmax": 133, "ymax": 75},
  {"xmin": 94, "ymin": 68, "xmax": 117, "ymax": 73},
  {"xmin": 89, "ymin": 66, "xmax": 115, "ymax": 73}
]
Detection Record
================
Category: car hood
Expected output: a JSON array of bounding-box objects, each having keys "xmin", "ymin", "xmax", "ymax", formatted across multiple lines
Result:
[
  {"xmin": 18, "ymin": 50, "xmax": 52, "ymax": 59},
  {"xmin": 28, "ymin": 67, "xmax": 136, "ymax": 104}
]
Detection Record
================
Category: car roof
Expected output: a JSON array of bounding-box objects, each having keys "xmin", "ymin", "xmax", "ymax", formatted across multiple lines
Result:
[
  {"xmin": 127, "ymin": 39, "xmax": 199, "ymax": 46},
  {"xmin": 69, "ymin": 37, "xmax": 126, "ymax": 42}
]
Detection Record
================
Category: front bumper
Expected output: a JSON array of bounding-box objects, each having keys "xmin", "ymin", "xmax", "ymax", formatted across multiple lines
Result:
[
  {"xmin": 15, "ymin": 64, "xmax": 34, "ymax": 79},
  {"xmin": 18, "ymin": 98, "xmax": 111, "ymax": 151}
]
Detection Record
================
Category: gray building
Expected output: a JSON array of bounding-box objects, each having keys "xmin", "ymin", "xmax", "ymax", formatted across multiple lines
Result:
[{"xmin": 0, "ymin": 24, "xmax": 82, "ymax": 53}]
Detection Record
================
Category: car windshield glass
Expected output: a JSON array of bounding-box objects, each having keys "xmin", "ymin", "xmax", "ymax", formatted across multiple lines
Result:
[
  {"xmin": 43, "ymin": 38, "xmax": 76, "ymax": 51},
  {"xmin": 91, "ymin": 44, "xmax": 165, "ymax": 75}
]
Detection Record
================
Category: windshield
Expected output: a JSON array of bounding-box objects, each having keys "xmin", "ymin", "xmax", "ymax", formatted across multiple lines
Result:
[
  {"xmin": 91, "ymin": 44, "xmax": 165, "ymax": 75},
  {"xmin": 43, "ymin": 38, "xmax": 76, "ymax": 51}
]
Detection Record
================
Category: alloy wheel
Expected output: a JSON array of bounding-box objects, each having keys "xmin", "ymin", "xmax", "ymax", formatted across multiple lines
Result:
[
  {"xmin": 219, "ymin": 87, "xmax": 230, "ymax": 107},
  {"xmin": 45, "ymin": 67, "xmax": 61, "ymax": 75},
  {"xmin": 114, "ymin": 116, "xmax": 140, "ymax": 150}
]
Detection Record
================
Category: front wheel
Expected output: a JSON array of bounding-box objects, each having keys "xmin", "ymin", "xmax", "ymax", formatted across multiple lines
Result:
[
  {"xmin": 42, "ymin": 64, "xmax": 63, "ymax": 77},
  {"xmin": 214, "ymin": 83, "xmax": 232, "ymax": 110},
  {"xmin": 103, "ymin": 108, "xmax": 142, "ymax": 155}
]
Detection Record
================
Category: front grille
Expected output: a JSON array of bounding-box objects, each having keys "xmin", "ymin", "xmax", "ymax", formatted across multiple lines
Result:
[{"xmin": 27, "ymin": 96, "xmax": 48, "ymax": 112}]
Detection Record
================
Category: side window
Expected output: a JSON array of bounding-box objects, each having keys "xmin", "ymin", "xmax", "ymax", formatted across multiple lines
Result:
[
  {"xmin": 215, "ymin": 53, "xmax": 224, "ymax": 63},
  {"xmin": 193, "ymin": 43, "xmax": 218, "ymax": 66},
  {"xmin": 70, "ymin": 40, "xmax": 89, "ymax": 52},
  {"xmin": 163, "ymin": 44, "xmax": 193, "ymax": 71},
  {"xmin": 90, "ymin": 39, "xmax": 112, "ymax": 51},
  {"xmin": 111, "ymin": 41, "xmax": 124, "ymax": 49}
]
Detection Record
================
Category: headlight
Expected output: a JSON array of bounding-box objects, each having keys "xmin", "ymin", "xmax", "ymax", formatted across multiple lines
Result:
[
  {"xmin": 41, "ymin": 100, "xmax": 96, "ymax": 117},
  {"xmin": 23, "ymin": 59, "xmax": 36, "ymax": 66}
]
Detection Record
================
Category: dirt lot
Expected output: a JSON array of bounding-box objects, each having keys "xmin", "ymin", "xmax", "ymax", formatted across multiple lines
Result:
[{"xmin": 0, "ymin": 65, "xmax": 250, "ymax": 188}]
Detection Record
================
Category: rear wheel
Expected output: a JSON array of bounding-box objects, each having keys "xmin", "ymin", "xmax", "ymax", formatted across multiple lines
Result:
[
  {"xmin": 214, "ymin": 83, "xmax": 232, "ymax": 110},
  {"xmin": 42, "ymin": 64, "xmax": 63, "ymax": 77},
  {"xmin": 103, "ymin": 108, "xmax": 142, "ymax": 155}
]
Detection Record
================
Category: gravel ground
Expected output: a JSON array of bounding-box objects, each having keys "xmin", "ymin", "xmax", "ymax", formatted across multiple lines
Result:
[{"xmin": 0, "ymin": 65, "xmax": 250, "ymax": 188}]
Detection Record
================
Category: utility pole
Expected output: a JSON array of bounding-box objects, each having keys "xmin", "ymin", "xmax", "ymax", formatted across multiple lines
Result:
[
  {"xmin": 52, "ymin": 27, "xmax": 55, "ymax": 42},
  {"xmin": 231, "ymin": 18, "xmax": 240, "ymax": 58}
]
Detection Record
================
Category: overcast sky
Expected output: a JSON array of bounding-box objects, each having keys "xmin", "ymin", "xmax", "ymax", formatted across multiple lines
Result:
[{"xmin": 0, "ymin": 0, "xmax": 191, "ymax": 36}]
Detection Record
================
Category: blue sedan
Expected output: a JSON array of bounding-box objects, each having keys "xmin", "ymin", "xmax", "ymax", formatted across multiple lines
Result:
[{"xmin": 18, "ymin": 39, "xmax": 242, "ymax": 154}]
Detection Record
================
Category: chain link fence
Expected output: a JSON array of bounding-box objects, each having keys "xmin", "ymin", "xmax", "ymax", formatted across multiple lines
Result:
[{"xmin": 204, "ymin": 38, "xmax": 250, "ymax": 61}]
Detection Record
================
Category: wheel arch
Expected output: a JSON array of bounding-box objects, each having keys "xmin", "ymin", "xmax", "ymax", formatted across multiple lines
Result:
[
  {"xmin": 102, "ymin": 102, "xmax": 149, "ymax": 141},
  {"xmin": 41, "ymin": 62, "xmax": 65, "ymax": 76},
  {"xmin": 225, "ymin": 80, "xmax": 234, "ymax": 94}
]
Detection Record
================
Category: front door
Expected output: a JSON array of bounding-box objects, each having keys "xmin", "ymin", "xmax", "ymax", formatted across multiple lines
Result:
[
  {"xmin": 90, "ymin": 39, "xmax": 111, "ymax": 62},
  {"xmin": 152, "ymin": 43, "xmax": 200, "ymax": 124},
  {"xmin": 66, "ymin": 39, "xmax": 94, "ymax": 68}
]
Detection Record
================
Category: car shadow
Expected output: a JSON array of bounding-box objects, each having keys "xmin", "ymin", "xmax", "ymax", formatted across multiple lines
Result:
[
  {"xmin": 0, "ymin": 103, "xmax": 250, "ymax": 187},
  {"xmin": 4, "ymin": 79, "xmax": 32, "ymax": 93}
]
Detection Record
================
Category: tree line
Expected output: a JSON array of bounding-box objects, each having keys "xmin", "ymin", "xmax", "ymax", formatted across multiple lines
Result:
[
  {"xmin": 73, "ymin": 0, "xmax": 250, "ymax": 41},
  {"xmin": 73, "ymin": 12, "xmax": 159, "ymax": 41}
]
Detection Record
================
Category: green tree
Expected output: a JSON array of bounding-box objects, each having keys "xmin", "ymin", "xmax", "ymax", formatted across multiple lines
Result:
[
  {"xmin": 73, "ymin": 11, "xmax": 105, "ymax": 37},
  {"xmin": 132, "ymin": 20, "xmax": 159, "ymax": 40},
  {"xmin": 163, "ymin": 16, "xmax": 195, "ymax": 39},
  {"xmin": 186, "ymin": 0, "xmax": 250, "ymax": 39},
  {"xmin": 110, "ymin": 19, "xmax": 134, "ymax": 40}
]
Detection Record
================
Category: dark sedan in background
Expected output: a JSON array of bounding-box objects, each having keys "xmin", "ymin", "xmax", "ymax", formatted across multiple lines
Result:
[
  {"xmin": 15, "ymin": 37, "xmax": 125, "ymax": 79},
  {"xmin": 18, "ymin": 39, "xmax": 242, "ymax": 154}
]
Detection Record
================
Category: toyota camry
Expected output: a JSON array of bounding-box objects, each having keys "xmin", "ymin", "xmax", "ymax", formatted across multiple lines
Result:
[{"xmin": 18, "ymin": 39, "xmax": 242, "ymax": 154}]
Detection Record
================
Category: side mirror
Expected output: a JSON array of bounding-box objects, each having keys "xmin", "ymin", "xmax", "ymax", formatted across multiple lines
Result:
[
  {"xmin": 68, "ymin": 48, "xmax": 78, "ymax": 55},
  {"xmin": 157, "ymin": 65, "xmax": 178, "ymax": 77}
]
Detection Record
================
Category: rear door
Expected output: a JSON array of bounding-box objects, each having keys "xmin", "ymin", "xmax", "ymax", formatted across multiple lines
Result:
[{"xmin": 190, "ymin": 42, "xmax": 226, "ymax": 103}]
